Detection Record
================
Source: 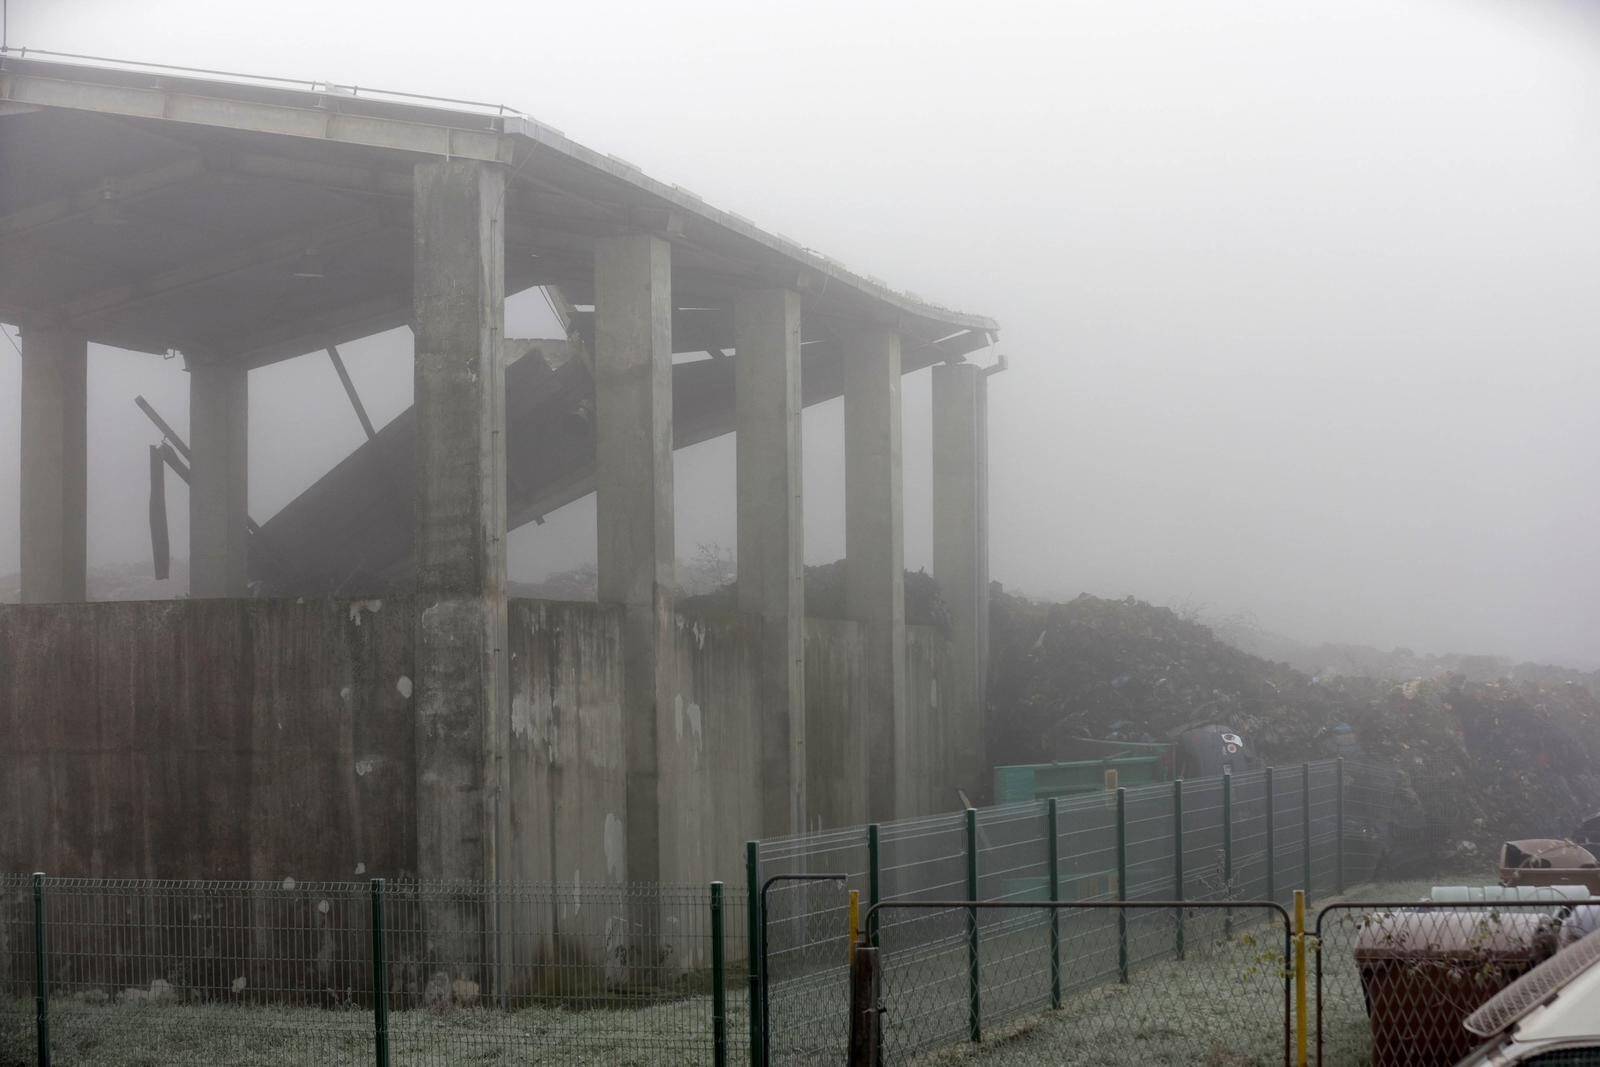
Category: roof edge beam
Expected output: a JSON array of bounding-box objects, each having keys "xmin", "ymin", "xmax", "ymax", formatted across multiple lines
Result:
[{"xmin": 0, "ymin": 69, "xmax": 517, "ymax": 163}]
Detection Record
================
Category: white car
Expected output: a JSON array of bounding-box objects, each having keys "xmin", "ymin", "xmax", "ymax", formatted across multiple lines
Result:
[{"xmin": 1457, "ymin": 924, "xmax": 1600, "ymax": 1064}]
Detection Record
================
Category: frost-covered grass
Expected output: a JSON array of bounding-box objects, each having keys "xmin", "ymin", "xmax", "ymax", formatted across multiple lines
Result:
[{"xmin": 2, "ymin": 995, "xmax": 748, "ymax": 1066}]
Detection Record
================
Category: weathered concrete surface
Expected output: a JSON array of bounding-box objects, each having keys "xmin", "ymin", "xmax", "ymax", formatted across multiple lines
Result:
[
  {"xmin": 843, "ymin": 326, "xmax": 906, "ymax": 822},
  {"xmin": 0, "ymin": 599, "xmax": 416, "ymax": 880},
  {"xmin": 734, "ymin": 288, "xmax": 805, "ymax": 837},
  {"xmin": 2, "ymin": 597, "xmax": 970, "ymax": 894},
  {"xmin": 670, "ymin": 607, "xmax": 764, "ymax": 886},
  {"xmin": 931, "ymin": 362, "xmax": 987, "ymax": 805},
  {"xmin": 804, "ymin": 616, "xmax": 867, "ymax": 829},
  {"xmin": 507, "ymin": 599, "xmax": 627, "ymax": 889},
  {"xmin": 18, "ymin": 327, "xmax": 87, "ymax": 605},
  {"xmin": 903, "ymin": 623, "xmax": 957, "ymax": 816},
  {"xmin": 593, "ymin": 232, "xmax": 676, "ymax": 886},
  {"xmin": 411, "ymin": 158, "xmax": 508, "ymax": 897},
  {"xmin": 188, "ymin": 358, "xmax": 249, "ymax": 598}
]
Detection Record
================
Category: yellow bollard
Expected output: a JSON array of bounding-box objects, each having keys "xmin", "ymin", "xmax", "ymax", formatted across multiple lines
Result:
[
  {"xmin": 848, "ymin": 889, "xmax": 860, "ymax": 962},
  {"xmin": 1295, "ymin": 889, "xmax": 1308, "ymax": 1067}
]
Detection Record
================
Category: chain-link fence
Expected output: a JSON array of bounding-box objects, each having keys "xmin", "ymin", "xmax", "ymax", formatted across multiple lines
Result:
[
  {"xmin": 865, "ymin": 900, "xmax": 1293, "ymax": 1066},
  {"xmin": 1314, "ymin": 898, "xmax": 1598, "ymax": 1067},
  {"xmin": 2, "ymin": 874, "xmax": 745, "ymax": 1067}
]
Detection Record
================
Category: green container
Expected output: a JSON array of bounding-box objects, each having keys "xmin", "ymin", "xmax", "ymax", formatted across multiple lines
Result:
[{"xmin": 993, "ymin": 756, "xmax": 1167, "ymax": 805}]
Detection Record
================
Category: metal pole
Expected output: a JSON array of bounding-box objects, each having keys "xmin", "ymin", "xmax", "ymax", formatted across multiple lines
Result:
[
  {"xmin": 867, "ymin": 824, "xmax": 881, "ymax": 947},
  {"xmin": 1047, "ymin": 798, "xmax": 1061, "ymax": 1009},
  {"xmin": 711, "ymin": 881, "xmax": 727, "ymax": 1067},
  {"xmin": 1222, "ymin": 770, "xmax": 1234, "ymax": 940},
  {"xmin": 1265, "ymin": 766, "xmax": 1276, "ymax": 905},
  {"xmin": 745, "ymin": 842, "xmax": 762, "ymax": 1067},
  {"xmin": 370, "ymin": 878, "xmax": 389, "ymax": 1067},
  {"xmin": 1116, "ymin": 787, "xmax": 1128, "ymax": 984},
  {"xmin": 327, "ymin": 345, "xmax": 378, "ymax": 441},
  {"xmin": 1173, "ymin": 779, "xmax": 1185, "ymax": 961},
  {"xmin": 847, "ymin": 946, "xmax": 882, "ymax": 1067},
  {"xmin": 1335, "ymin": 757, "xmax": 1346, "ymax": 894},
  {"xmin": 965, "ymin": 807, "xmax": 981, "ymax": 1043},
  {"xmin": 1301, "ymin": 763, "xmax": 1313, "ymax": 902},
  {"xmin": 1294, "ymin": 889, "xmax": 1308, "ymax": 1067},
  {"xmin": 32, "ymin": 871, "xmax": 49, "ymax": 1067}
]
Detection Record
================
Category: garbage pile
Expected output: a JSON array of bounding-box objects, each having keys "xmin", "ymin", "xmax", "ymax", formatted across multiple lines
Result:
[{"xmin": 986, "ymin": 588, "xmax": 1600, "ymax": 877}]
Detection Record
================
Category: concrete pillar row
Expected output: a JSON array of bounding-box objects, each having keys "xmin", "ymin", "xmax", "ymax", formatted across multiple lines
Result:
[
  {"xmin": 734, "ymin": 288, "xmax": 806, "ymax": 837},
  {"xmin": 411, "ymin": 158, "xmax": 509, "ymax": 906},
  {"xmin": 593, "ymin": 232, "xmax": 677, "ymax": 885},
  {"xmin": 19, "ymin": 326, "xmax": 88, "ymax": 604},
  {"xmin": 932, "ymin": 361, "xmax": 989, "ymax": 805},
  {"xmin": 843, "ymin": 325, "xmax": 907, "ymax": 823},
  {"xmin": 188, "ymin": 357, "xmax": 249, "ymax": 598}
]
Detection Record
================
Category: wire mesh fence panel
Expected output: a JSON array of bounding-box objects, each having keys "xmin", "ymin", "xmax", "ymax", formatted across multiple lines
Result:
[
  {"xmin": 1342, "ymin": 763, "xmax": 1404, "ymax": 888},
  {"xmin": 873, "ymin": 902, "xmax": 1291, "ymax": 1067},
  {"xmin": 875, "ymin": 813, "xmax": 971, "ymax": 1057},
  {"xmin": 379, "ymin": 881, "xmax": 731, "ymax": 1066},
  {"xmin": 1233, "ymin": 770, "xmax": 1272, "ymax": 903},
  {"xmin": 1183, "ymin": 777, "xmax": 1229, "ymax": 903},
  {"xmin": 38, "ymin": 878, "xmax": 375, "ymax": 1067},
  {"xmin": 1313, "ymin": 901, "xmax": 1580, "ymax": 1067},
  {"xmin": 1309, "ymin": 761, "xmax": 1341, "ymax": 899},
  {"xmin": 1272, "ymin": 770, "xmax": 1307, "ymax": 905},
  {"xmin": 762, "ymin": 876, "xmax": 851, "ymax": 1065},
  {"xmin": 1, "ymin": 875, "xmax": 34, "ymax": 1067},
  {"xmin": 1122, "ymin": 784, "xmax": 1177, "ymax": 969},
  {"xmin": 974, "ymin": 803, "xmax": 1052, "ymax": 1031}
]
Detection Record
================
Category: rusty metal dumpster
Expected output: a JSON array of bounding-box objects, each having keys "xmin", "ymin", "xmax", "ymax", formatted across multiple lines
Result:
[{"xmin": 1354, "ymin": 911, "xmax": 1559, "ymax": 1067}]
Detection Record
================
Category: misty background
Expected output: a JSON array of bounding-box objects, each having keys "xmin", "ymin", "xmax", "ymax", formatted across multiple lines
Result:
[{"xmin": 2, "ymin": 0, "xmax": 1597, "ymax": 667}]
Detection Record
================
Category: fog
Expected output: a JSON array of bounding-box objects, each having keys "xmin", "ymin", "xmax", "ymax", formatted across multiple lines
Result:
[{"xmin": 4, "ymin": 0, "xmax": 1598, "ymax": 667}]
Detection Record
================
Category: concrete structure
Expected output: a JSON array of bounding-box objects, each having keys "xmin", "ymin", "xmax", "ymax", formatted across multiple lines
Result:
[
  {"xmin": 17, "ymin": 327, "xmax": 86, "ymax": 604},
  {"xmin": 0, "ymin": 53, "xmax": 1001, "ymax": 907},
  {"xmin": 932, "ymin": 361, "xmax": 989, "ymax": 803},
  {"xmin": 844, "ymin": 326, "xmax": 907, "ymax": 821}
]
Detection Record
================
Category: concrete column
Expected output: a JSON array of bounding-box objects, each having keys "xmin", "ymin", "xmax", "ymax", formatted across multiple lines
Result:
[
  {"xmin": 932, "ymin": 362, "xmax": 988, "ymax": 804},
  {"xmin": 19, "ymin": 327, "xmax": 87, "ymax": 604},
  {"xmin": 735, "ymin": 288, "xmax": 805, "ymax": 837},
  {"xmin": 594, "ymin": 232, "xmax": 675, "ymax": 884},
  {"xmin": 411, "ymin": 159, "xmax": 508, "ymax": 905},
  {"xmin": 188, "ymin": 359, "xmax": 249, "ymax": 598},
  {"xmin": 843, "ymin": 326, "xmax": 906, "ymax": 822}
]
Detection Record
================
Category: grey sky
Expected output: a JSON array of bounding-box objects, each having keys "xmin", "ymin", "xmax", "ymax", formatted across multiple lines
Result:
[{"xmin": 3, "ymin": 0, "xmax": 1597, "ymax": 667}]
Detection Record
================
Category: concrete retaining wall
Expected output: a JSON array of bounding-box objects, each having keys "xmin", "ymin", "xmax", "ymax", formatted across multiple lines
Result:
[
  {"xmin": 1, "ymin": 599, "xmax": 966, "ymax": 885},
  {"xmin": 0, "ymin": 598, "xmax": 416, "ymax": 881}
]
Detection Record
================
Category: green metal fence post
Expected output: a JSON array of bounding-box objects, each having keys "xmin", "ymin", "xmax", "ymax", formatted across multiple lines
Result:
[
  {"xmin": 965, "ymin": 807, "xmax": 981, "ymax": 1043},
  {"xmin": 1047, "ymin": 798, "xmax": 1061, "ymax": 1009},
  {"xmin": 1173, "ymin": 779, "xmax": 1185, "ymax": 961},
  {"xmin": 32, "ymin": 872, "xmax": 49, "ymax": 1067},
  {"xmin": 867, "ymin": 824, "xmax": 881, "ymax": 947},
  {"xmin": 1222, "ymin": 770, "xmax": 1234, "ymax": 940},
  {"xmin": 1265, "ymin": 766, "xmax": 1276, "ymax": 905},
  {"xmin": 1301, "ymin": 763, "xmax": 1313, "ymax": 902},
  {"xmin": 370, "ymin": 878, "xmax": 389, "ymax": 1067},
  {"xmin": 1116, "ymin": 787, "xmax": 1129, "ymax": 984},
  {"xmin": 745, "ymin": 841, "xmax": 762, "ymax": 1067},
  {"xmin": 711, "ymin": 881, "xmax": 728, "ymax": 1067},
  {"xmin": 1335, "ymin": 756, "xmax": 1346, "ymax": 894}
]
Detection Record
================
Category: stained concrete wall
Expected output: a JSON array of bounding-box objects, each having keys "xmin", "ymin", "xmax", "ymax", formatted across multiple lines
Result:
[
  {"xmin": 805, "ymin": 617, "xmax": 867, "ymax": 830},
  {"xmin": 506, "ymin": 599, "xmax": 628, "ymax": 888},
  {"xmin": 0, "ymin": 598, "xmax": 416, "ymax": 881},
  {"xmin": 2, "ymin": 599, "xmax": 966, "ymax": 887},
  {"xmin": 903, "ymin": 623, "xmax": 961, "ymax": 818}
]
